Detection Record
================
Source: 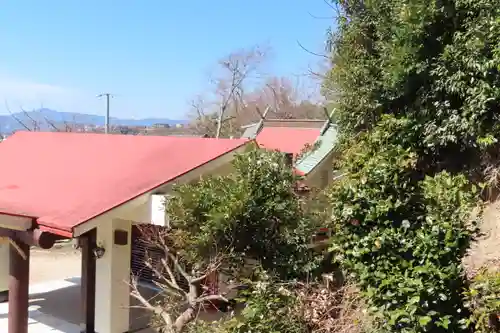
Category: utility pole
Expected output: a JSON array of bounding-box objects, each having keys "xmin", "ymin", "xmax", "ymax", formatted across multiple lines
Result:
[{"xmin": 97, "ymin": 93, "xmax": 114, "ymax": 134}]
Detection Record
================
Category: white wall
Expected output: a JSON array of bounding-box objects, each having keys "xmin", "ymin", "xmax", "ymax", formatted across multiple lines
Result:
[
  {"xmin": 95, "ymin": 218, "xmax": 132, "ymax": 333},
  {"xmin": 0, "ymin": 243, "xmax": 8, "ymax": 293}
]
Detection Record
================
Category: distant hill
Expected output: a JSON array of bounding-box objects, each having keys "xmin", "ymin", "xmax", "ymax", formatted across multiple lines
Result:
[{"xmin": 0, "ymin": 108, "xmax": 187, "ymax": 133}]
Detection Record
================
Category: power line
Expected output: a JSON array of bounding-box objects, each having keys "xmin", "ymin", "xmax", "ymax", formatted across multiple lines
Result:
[{"xmin": 97, "ymin": 93, "xmax": 115, "ymax": 134}]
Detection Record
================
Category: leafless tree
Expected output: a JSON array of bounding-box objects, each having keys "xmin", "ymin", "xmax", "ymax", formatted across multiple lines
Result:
[
  {"xmin": 188, "ymin": 45, "xmax": 269, "ymax": 138},
  {"xmin": 4, "ymin": 101, "xmax": 76, "ymax": 133},
  {"xmin": 187, "ymin": 44, "xmax": 332, "ymax": 138},
  {"xmin": 247, "ymin": 76, "xmax": 326, "ymax": 120},
  {"xmin": 187, "ymin": 96, "xmax": 219, "ymax": 137},
  {"xmin": 129, "ymin": 226, "xmax": 230, "ymax": 333},
  {"xmin": 212, "ymin": 45, "xmax": 269, "ymax": 137}
]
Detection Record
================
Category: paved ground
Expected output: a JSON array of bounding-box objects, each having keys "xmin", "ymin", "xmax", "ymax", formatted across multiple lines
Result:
[
  {"xmin": 1, "ymin": 243, "xmax": 82, "ymax": 332},
  {"xmin": 0, "ymin": 278, "xmax": 82, "ymax": 333},
  {"xmin": 2, "ymin": 241, "xmax": 226, "ymax": 332},
  {"xmin": 1, "ymin": 242, "xmax": 156, "ymax": 332},
  {"xmin": 30, "ymin": 241, "xmax": 81, "ymax": 284}
]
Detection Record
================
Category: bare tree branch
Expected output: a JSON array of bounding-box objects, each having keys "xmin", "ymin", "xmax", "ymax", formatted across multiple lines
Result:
[
  {"xmin": 19, "ymin": 107, "xmax": 40, "ymax": 131},
  {"xmin": 188, "ymin": 45, "xmax": 269, "ymax": 138},
  {"xmin": 194, "ymin": 294, "xmax": 229, "ymax": 304},
  {"xmin": 296, "ymin": 40, "xmax": 329, "ymax": 59},
  {"xmin": 5, "ymin": 101, "xmax": 32, "ymax": 131},
  {"xmin": 215, "ymin": 51, "xmax": 260, "ymax": 137},
  {"xmin": 129, "ymin": 277, "xmax": 175, "ymax": 331},
  {"xmin": 130, "ymin": 226, "xmax": 230, "ymax": 333},
  {"xmin": 40, "ymin": 113, "xmax": 60, "ymax": 132},
  {"xmin": 4, "ymin": 101, "xmax": 78, "ymax": 133}
]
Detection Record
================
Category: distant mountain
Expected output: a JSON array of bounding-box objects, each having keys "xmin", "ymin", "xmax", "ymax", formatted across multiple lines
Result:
[{"xmin": 0, "ymin": 108, "xmax": 187, "ymax": 133}]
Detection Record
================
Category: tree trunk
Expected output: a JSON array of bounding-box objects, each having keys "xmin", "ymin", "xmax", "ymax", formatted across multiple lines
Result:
[{"xmin": 174, "ymin": 306, "xmax": 196, "ymax": 333}]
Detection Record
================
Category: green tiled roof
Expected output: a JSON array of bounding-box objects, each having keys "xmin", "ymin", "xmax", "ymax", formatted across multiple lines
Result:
[
  {"xmin": 295, "ymin": 124, "xmax": 337, "ymax": 175},
  {"xmin": 241, "ymin": 122, "xmax": 261, "ymax": 139},
  {"xmin": 239, "ymin": 108, "xmax": 338, "ymax": 176}
]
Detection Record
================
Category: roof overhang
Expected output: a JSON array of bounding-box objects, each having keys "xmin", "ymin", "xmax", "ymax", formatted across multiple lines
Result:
[
  {"xmin": 72, "ymin": 142, "xmax": 250, "ymax": 237},
  {"xmin": 0, "ymin": 213, "xmax": 33, "ymax": 231}
]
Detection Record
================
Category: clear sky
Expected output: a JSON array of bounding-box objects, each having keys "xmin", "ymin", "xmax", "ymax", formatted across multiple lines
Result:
[{"xmin": 0, "ymin": 1, "xmax": 333, "ymax": 120}]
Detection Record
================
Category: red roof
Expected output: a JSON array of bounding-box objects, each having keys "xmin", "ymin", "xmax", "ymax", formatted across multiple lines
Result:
[
  {"xmin": 256, "ymin": 127, "xmax": 321, "ymax": 155},
  {"xmin": 0, "ymin": 132, "xmax": 248, "ymax": 236}
]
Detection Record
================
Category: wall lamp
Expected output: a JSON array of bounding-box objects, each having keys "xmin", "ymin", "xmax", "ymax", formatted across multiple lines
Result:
[{"xmin": 93, "ymin": 243, "xmax": 106, "ymax": 259}]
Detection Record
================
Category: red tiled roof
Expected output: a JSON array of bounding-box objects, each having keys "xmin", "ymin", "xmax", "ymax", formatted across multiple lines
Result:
[
  {"xmin": 0, "ymin": 132, "xmax": 248, "ymax": 235},
  {"xmin": 256, "ymin": 127, "xmax": 321, "ymax": 155}
]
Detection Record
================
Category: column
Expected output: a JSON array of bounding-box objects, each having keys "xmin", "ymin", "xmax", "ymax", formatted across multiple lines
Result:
[
  {"xmin": 80, "ymin": 229, "xmax": 96, "ymax": 333},
  {"xmin": 0, "ymin": 242, "xmax": 9, "ymax": 302},
  {"xmin": 9, "ymin": 239, "xmax": 30, "ymax": 333},
  {"xmin": 95, "ymin": 219, "xmax": 132, "ymax": 333}
]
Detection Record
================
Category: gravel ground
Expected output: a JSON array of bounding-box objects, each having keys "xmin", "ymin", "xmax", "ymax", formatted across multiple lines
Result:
[{"xmin": 30, "ymin": 241, "xmax": 81, "ymax": 284}]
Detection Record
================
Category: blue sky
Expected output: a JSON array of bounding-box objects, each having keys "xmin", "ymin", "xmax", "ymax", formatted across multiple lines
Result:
[{"xmin": 0, "ymin": 1, "xmax": 333, "ymax": 119}]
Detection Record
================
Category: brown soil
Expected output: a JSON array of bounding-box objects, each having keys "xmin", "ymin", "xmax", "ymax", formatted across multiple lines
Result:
[{"xmin": 463, "ymin": 201, "xmax": 500, "ymax": 276}]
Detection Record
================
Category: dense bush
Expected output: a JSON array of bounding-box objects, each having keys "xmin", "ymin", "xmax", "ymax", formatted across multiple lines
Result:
[
  {"xmin": 185, "ymin": 271, "xmax": 307, "ymax": 333},
  {"xmin": 166, "ymin": 148, "xmax": 323, "ymax": 280},
  {"xmin": 328, "ymin": 117, "xmax": 481, "ymax": 331},
  {"xmin": 222, "ymin": 272, "xmax": 307, "ymax": 333},
  {"xmin": 323, "ymin": 0, "xmax": 499, "ymax": 331},
  {"xmin": 465, "ymin": 267, "xmax": 500, "ymax": 333}
]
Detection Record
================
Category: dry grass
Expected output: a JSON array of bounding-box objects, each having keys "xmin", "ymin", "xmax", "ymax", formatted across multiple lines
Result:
[
  {"xmin": 295, "ymin": 280, "xmax": 372, "ymax": 333},
  {"xmin": 483, "ymin": 164, "xmax": 500, "ymax": 201}
]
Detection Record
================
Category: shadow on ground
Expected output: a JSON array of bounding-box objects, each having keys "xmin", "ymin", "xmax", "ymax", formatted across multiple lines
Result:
[
  {"xmin": 0, "ymin": 277, "xmax": 157, "ymax": 333},
  {"xmin": 0, "ymin": 277, "xmax": 236, "ymax": 332}
]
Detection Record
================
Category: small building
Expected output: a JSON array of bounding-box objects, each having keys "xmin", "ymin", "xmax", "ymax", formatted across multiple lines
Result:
[
  {"xmin": 0, "ymin": 131, "xmax": 251, "ymax": 333},
  {"xmin": 242, "ymin": 116, "xmax": 338, "ymax": 190},
  {"xmin": 152, "ymin": 123, "xmax": 171, "ymax": 129}
]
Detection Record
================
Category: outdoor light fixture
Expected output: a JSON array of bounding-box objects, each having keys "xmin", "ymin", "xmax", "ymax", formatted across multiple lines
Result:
[{"xmin": 93, "ymin": 244, "xmax": 106, "ymax": 259}]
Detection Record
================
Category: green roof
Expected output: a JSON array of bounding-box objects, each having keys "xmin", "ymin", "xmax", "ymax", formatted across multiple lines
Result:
[{"xmin": 295, "ymin": 124, "xmax": 337, "ymax": 175}]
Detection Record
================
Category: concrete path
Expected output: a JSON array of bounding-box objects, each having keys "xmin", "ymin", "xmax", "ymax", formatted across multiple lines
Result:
[
  {"xmin": 30, "ymin": 242, "xmax": 81, "ymax": 284},
  {"xmin": 0, "ymin": 279, "xmax": 81, "ymax": 333},
  {"xmin": 0, "ymin": 277, "xmax": 157, "ymax": 332},
  {"xmin": 0, "ymin": 243, "xmax": 82, "ymax": 332},
  {"xmin": 1, "ymin": 245, "xmax": 156, "ymax": 332}
]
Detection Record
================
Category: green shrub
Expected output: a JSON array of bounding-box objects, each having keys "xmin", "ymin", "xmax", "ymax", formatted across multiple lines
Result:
[
  {"xmin": 322, "ymin": 0, "xmax": 499, "ymax": 331},
  {"xmin": 223, "ymin": 272, "xmax": 306, "ymax": 333},
  {"xmin": 464, "ymin": 268, "xmax": 500, "ymax": 333},
  {"xmin": 186, "ymin": 272, "xmax": 372, "ymax": 333},
  {"xmin": 166, "ymin": 148, "xmax": 323, "ymax": 280},
  {"xmin": 327, "ymin": 117, "xmax": 481, "ymax": 332}
]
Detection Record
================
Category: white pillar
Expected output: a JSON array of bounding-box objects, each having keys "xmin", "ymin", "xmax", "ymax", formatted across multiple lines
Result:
[
  {"xmin": 151, "ymin": 194, "xmax": 169, "ymax": 227},
  {"xmin": 0, "ymin": 242, "xmax": 9, "ymax": 299},
  {"xmin": 95, "ymin": 219, "xmax": 132, "ymax": 333}
]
